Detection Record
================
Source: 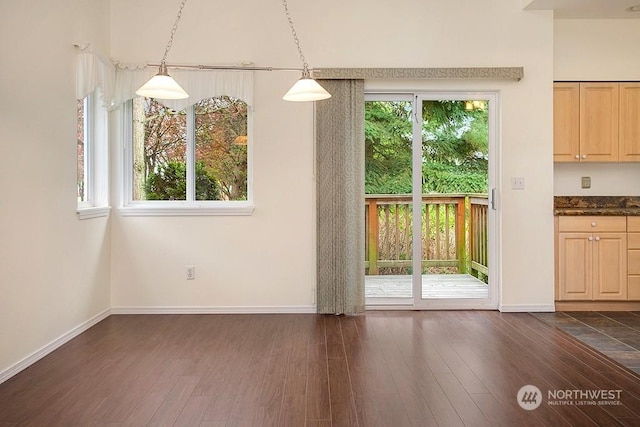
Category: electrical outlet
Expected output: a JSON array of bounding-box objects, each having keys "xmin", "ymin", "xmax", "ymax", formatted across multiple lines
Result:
[
  {"xmin": 186, "ymin": 266, "xmax": 195, "ymax": 280},
  {"xmin": 581, "ymin": 176, "xmax": 591, "ymax": 189},
  {"xmin": 510, "ymin": 177, "xmax": 525, "ymax": 190}
]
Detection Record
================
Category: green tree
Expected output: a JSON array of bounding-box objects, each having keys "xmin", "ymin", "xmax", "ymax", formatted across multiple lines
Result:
[
  {"xmin": 421, "ymin": 100, "xmax": 488, "ymax": 193},
  {"xmin": 145, "ymin": 161, "xmax": 221, "ymax": 200},
  {"xmin": 364, "ymin": 101, "xmax": 413, "ymax": 194},
  {"xmin": 365, "ymin": 100, "xmax": 488, "ymax": 194}
]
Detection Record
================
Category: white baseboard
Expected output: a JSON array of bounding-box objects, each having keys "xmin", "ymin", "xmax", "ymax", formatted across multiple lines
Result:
[
  {"xmin": 0, "ymin": 308, "xmax": 111, "ymax": 385},
  {"xmin": 111, "ymin": 305, "xmax": 318, "ymax": 314},
  {"xmin": 499, "ymin": 304, "xmax": 556, "ymax": 313}
]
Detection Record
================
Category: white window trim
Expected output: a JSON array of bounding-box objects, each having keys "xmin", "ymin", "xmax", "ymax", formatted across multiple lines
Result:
[
  {"xmin": 120, "ymin": 99, "xmax": 254, "ymax": 216},
  {"xmin": 77, "ymin": 90, "xmax": 110, "ymax": 220},
  {"xmin": 77, "ymin": 206, "xmax": 112, "ymax": 219},
  {"xmin": 119, "ymin": 205, "xmax": 253, "ymax": 217}
]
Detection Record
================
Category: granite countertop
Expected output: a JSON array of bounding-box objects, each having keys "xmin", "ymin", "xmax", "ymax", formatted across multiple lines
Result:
[{"xmin": 554, "ymin": 196, "xmax": 640, "ymax": 216}]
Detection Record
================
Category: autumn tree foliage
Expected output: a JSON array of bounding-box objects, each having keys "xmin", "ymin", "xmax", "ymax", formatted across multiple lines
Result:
[
  {"xmin": 194, "ymin": 97, "xmax": 248, "ymax": 201},
  {"xmin": 132, "ymin": 96, "xmax": 248, "ymax": 201}
]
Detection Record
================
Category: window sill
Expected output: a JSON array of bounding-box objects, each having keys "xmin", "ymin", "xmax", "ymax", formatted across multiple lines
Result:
[
  {"xmin": 76, "ymin": 206, "xmax": 111, "ymax": 220},
  {"xmin": 118, "ymin": 205, "xmax": 255, "ymax": 217}
]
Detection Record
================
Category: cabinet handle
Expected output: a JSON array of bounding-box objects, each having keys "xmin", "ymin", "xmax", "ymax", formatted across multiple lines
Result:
[
  {"xmin": 582, "ymin": 155, "xmax": 587, "ymax": 159},
  {"xmin": 595, "ymin": 236, "xmax": 600, "ymax": 241},
  {"xmin": 575, "ymin": 155, "xmax": 580, "ymax": 159},
  {"xmin": 591, "ymin": 222, "xmax": 596, "ymax": 227},
  {"xmin": 588, "ymin": 236, "xmax": 594, "ymax": 241}
]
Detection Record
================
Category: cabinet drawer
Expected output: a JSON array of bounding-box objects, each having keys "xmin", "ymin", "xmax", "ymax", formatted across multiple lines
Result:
[
  {"xmin": 628, "ymin": 217, "xmax": 640, "ymax": 233},
  {"xmin": 629, "ymin": 276, "xmax": 640, "ymax": 301},
  {"xmin": 629, "ymin": 233, "xmax": 640, "ymax": 249},
  {"xmin": 630, "ymin": 250, "xmax": 640, "ymax": 275},
  {"xmin": 558, "ymin": 216, "xmax": 626, "ymax": 232}
]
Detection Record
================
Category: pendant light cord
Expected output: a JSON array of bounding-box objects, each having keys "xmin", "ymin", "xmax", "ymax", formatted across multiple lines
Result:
[
  {"xmin": 282, "ymin": 0, "xmax": 310, "ymax": 78},
  {"xmin": 161, "ymin": 0, "xmax": 189, "ymax": 66}
]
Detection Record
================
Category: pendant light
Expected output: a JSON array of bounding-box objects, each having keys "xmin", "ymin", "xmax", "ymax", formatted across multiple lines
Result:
[
  {"xmin": 281, "ymin": 0, "xmax": 331, "ymax": 102},
  {"xmin": 136, "ymin": 0, "xmax": 189, "ymax": 100}
]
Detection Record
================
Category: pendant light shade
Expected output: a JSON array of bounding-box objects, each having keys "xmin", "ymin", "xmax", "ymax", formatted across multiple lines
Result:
[
  {"xmin": 281, "ymin": 0, "xmax": 331, "ymax": 102},
  {"xmin": 136, "ymin": 64, "xmax": 189, "ymax": 99},
  {"xmin": 283, "ymin": 75, "xmax": 331, "ymax": 102}
]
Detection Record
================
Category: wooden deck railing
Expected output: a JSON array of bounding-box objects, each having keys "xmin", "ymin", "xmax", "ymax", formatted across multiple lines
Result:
[
  {"xmin": 365, "ymin": 194, "xmax": 488, "ymax": 280},
  {"xmin": 469, "ymin": 196, "xmax": 489, "ymax": 278}
]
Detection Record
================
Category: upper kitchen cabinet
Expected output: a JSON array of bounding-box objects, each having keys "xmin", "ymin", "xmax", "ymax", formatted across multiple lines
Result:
[
  {"xmin": 554, "ymin": 82, "xmax": 640, "ymax": 163},
  {"xmin": 580, "ymin": 83, "xmax": 619, "ymax": 162},
  {"xmin": 620, "ymin": 83, "xmax": 640, "ymax": 162},
  {"xmin": 553, "ymin": 83, "xmax": 580, "ymax": 162}
]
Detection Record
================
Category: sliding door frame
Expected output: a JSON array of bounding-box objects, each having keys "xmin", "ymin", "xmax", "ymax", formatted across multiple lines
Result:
[
  {"xmin": 365, "ymin": 91, "xmax": 500, "ymax": 310},
  {"xmin": 412, "ymin": 92, "xmax": 499, "ymax": 310}
]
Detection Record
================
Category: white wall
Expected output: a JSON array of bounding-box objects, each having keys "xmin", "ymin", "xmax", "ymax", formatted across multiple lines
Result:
[
  {"xmin": 555, "ymin": 163, "xmax": 640, "ymax": 196},
  {"xmin": 0, "ymin": 0, "xmax": 111, "ymax": 377},
  {"xmin": 554, "ymin": 20, "xmax": 640, "ymax": 81},
  {"xmin": 109, "ymin": 0, "xmax": 555, "ymax": 311},
  {"xmin": 554, "ymin": 19, "xmax": 640, "ymax": 195}
]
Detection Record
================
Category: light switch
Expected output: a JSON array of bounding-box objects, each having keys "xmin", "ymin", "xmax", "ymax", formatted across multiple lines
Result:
[{"xmin": 581, "ymin": 176, "xmax": 591, "ymax": 189}]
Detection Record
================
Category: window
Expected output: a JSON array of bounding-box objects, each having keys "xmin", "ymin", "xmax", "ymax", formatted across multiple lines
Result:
[
  {"xmin": 123, "ymin": 96, "xmax": 253, "ymax": 215},
  {"xmin": 77, "ymin": 97, "xmax": 88, "ymax": 204},
  {"xmin": 76, "ymin": 91, "xmax": 109, "ymax": 219}
]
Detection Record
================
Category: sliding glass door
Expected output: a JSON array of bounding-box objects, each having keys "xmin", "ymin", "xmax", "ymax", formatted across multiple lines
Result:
[{"xmin": 365, "ymin": 92, "xmax": 498, "ymax": 309}]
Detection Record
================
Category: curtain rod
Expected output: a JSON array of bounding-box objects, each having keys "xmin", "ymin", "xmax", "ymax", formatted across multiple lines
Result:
[{"xmin": 148, "ymin": 63, "xmax": 304, "ymax": 72}]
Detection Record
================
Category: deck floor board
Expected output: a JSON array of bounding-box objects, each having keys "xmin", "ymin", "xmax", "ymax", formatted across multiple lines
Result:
[{"xmin": 365, "ymin": 273, "xmax": 489, "ymax": 299}]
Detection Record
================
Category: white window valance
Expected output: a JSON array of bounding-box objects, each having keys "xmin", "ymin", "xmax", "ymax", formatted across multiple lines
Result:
[
  {"xmin": 75, "ymin": 46, "xmax": 254, "ymax": 110},
  {"xmin": 114, "ymin": 67, "xmax": 254, "ymax": 111},
  {"xmin": 76, "ymin": 50, "xmax": 116, "ymax": 108}
]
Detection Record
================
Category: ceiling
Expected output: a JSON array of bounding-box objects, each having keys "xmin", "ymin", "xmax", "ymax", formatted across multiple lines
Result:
[{"xmin": 524, "ymin": 0, "xmax": 640, "ymax": 19}]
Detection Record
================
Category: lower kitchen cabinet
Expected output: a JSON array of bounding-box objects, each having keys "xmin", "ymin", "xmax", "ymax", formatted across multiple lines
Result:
[{"xmin": 557, "ymin": 216, "xmax": 627, "ymax": 301}]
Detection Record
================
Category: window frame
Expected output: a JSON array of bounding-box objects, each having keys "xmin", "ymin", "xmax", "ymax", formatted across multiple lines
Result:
[
  {"xmin": 120, "ymin": 97, "xmax": 254, "ymax": 217},
  {"xmin": 76, "ymin": 91, "xmax": 110, "ymax": 220}
]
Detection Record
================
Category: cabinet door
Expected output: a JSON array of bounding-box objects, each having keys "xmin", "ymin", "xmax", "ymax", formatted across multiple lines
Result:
[
  {"xmin": 580, "ymin": 83, "xmax": 619, "ymax": 162},
  {"xmin": 558, "ymin": 233, "xmax": 592, "ymax": 300},
  {"xmin": 620, "ymin": 83, "xmax": 640, "ymax": 162},
  {"xmin": 593, "ymin": 233, "xmax": 627, "ymax": 300},
  {"xmin": 554, "ymin": 83, "xmax": 580, "ymax": 162}
]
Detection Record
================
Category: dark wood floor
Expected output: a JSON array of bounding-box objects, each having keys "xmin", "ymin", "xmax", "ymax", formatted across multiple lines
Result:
[{"xmin": 2, "ymin": 312, "xmax": 640, "ymax": 426}]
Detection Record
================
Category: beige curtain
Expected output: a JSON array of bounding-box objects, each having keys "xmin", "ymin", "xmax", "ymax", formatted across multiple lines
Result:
[{"xmin": 315, "ymin": 79, "xmax": 365, "ymax": 315}]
